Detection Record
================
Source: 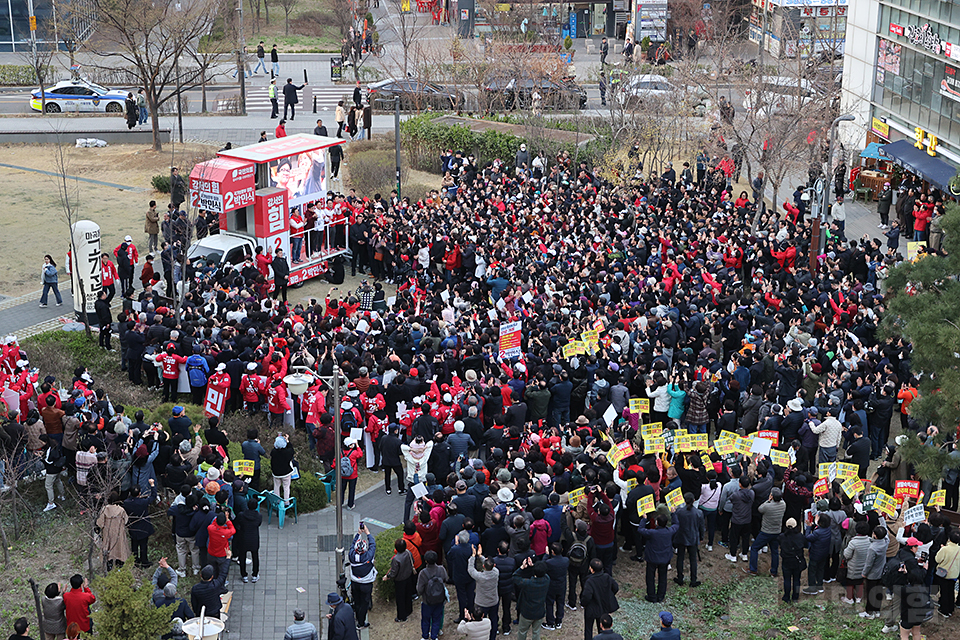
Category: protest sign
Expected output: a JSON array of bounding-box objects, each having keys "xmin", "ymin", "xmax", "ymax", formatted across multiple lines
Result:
[
  {"xmin": 639, "ymin": 494, "xmax": 656, "ymax": 515},
  {"xmin": 665, "ymin": 488, "xmax": 684, "ymax": 510},
  {"xmin": 233, "ymin": 459, "xmax": 255, "ymax": 476},
  {"xmin": 498, "ymin": 321, "xmax": 522, "ymax": 359},
  {"xmin": 770, "ymin": 450, "xmax": 791, "ymax": 468},
  {"xmin": 757, "ymin": 430, "xmax": 779, "ymax": 444},
  {"xmin": 691, "ymin": 434, "xmax": 709, "ymax": 450},
  {"xmin": 718, "ymin": 430, "xmax": 739, "ymax": 442},
  {"xmin": 750, "ymin": 437, "xmax": 772, "ymax": 456},
  {"xmin": 894, "ymin": 480, "xmax": 920, "ymax": 500},
  {"xmin": 841, "ymin": 476, "xmax": 864, "ymax": 498},
  {"xmin": 640, "ymin": 422, "xmax": 663, "ymax": 438},
  {"xmin": 836, "ymin": 462, "xmax": 858, "ymax": 480},
  {"xmin": 735, "ymin": 437, "xmax": 753, "ymax": 456},
  {"xmin": 929, "ymin": 490, "xmax": 946, "ymax": 507},
  {"xmin": 644, "ymin": 437, "xmax": 665, "ymax": 455},
  {"xmin": 675, "ymin": 434, "xmax": 693, "ymax": 453},
  {"xmin": 714, "ymin": 439, "xmax": 736, "ymax": 456},
  {"xmin": 607, "ymin": 440, "xmax": 635, "ymax": 466},
  {"xmin": 813, "ymin": 478, "xmax": 829, "ymax": 497},
  {"xmin": 568, "ymin": 487, "xmax": 586, "ymax": 506},
  {"xmin": 903, "ymin": 504, "xmax": 926, "ymax": 526}
]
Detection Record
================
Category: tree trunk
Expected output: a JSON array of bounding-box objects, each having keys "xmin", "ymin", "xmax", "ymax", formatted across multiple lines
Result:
[
  {"xmin": 29, "ymin": 578, "xmax": 44, "ymax": 639},
  {"xmin": 201, "ymin": 71, "xmax": 208, "ymax": 113},
  {"xmin": 285, "ymin": 10, "xmax": 290, "ymax": 36},
  {"xmin": 264, "ymin": 0, "xmax": 270, "ymax": 24},
  {"xmin": 39, "ymin": 76, "xmax": 46, "ymax": 113},
  {"xmin": 149, "ymin": 93, "xmax": 163, "ymax": 151},
  {"xmin": 0, "ymin": 516, "xmax": 8, "ymax": 567}
]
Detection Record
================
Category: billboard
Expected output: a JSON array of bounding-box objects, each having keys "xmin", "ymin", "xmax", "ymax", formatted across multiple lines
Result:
[
  {"xmin": 189, "ymin": 157, "xmax": 256, "ymax": 214},
  {"xmin": 268, "ymin": 149, "xmax": 327, "ymax": 207}
]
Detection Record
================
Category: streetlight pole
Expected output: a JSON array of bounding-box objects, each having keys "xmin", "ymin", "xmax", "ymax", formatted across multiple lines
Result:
[
  {"xmin": 395, "ymin": 95, "xmax": 402, "ymax": 199},
  {"xmin": 237, "ymin": 0, "xmax": 247, "ymax": 116},
  {"xmin": 175, "ymin": 56, "xmax": 184, "ymax": 143},
  {"xmin": 819, "ymin": 113, "xmax": 856, "ymax": 253}
]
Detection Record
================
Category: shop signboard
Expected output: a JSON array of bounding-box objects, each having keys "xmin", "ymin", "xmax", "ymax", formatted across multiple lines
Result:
[{"xmin": 941, "ymin": 63, "xmax": 960, "ymax": 104}]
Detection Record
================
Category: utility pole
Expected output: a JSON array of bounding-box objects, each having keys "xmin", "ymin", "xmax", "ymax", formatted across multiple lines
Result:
[
  {"xmin": 395, "ymin": 95, "xmax": 401, "ymax": 198},
  {"xmin": 331, "ymin": 365, "xmax": 345, "ymax": 579},
  {"xmin": 175, "ymin": 56, "xmax": 184, "ymax": 143},
  {"xmin": 758, "ymin": 0, "xmax": 767, "ymax": 63},
  {"xmin": 237, "ymin": 0, "xmax": 247, "ymax": 116},
  {"xmin": 26, "ymin": 0, "xmax": 37, "ymax": 60}
]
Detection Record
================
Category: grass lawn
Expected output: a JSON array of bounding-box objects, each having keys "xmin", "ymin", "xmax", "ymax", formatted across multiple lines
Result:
[{"xmin": 245, "ymin": 0, "xmax": 345, "ymax": 53}]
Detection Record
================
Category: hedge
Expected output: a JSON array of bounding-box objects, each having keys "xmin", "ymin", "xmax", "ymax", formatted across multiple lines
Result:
[
  {"xmin": 374, "ymin": 525, "xmax": 404, "ymax": 601},
  {"xmin": 0, "ymin": 64, "xmax": 53, "ymax": 86}
]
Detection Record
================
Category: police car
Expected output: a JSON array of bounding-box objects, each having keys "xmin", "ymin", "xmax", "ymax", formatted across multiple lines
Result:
[{"xmin": 30, "ymin": 80, "xmax": 128, "ymax": 114}]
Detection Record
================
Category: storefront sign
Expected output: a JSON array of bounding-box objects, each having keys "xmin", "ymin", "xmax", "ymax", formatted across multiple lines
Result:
[
  {"xmin": 913, "ymin": 127, "xmax": 938, "ymax": 156},
  {"xmin": 941, "ymin": 63, "xmax": 960, "ymax": 103},
  {"xmin": 889, "ymin": 23, "xmax": 904, "ymax": 37},
  {"xmin": 945, "ymin": 42, "xmax": 960, "ymax": 62},
  {"xmin": 904, "ymin": 23, "xmax": 943, "ymax": 55},
  {"xmin": 871, "ymin": 117, "xmax": 890, "ymax": 138}
]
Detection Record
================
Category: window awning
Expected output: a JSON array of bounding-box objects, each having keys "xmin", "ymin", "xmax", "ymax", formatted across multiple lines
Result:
[{"xmin": 879, "ymin": 140, "xmax": 958, "ymax": 193}]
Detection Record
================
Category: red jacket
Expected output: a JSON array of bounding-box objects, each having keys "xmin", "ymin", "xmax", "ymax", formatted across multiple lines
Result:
[
  {"xmin": 113, "ymin": 242, "xmax": 139, "ymax": 265},
  {"xmin": 342, "ymin": 446, "xmax": 363, "ymax": 480},
  {"xmin": 267, "ymin": 382, "xmax": 291, "ymax": 414},
  {"xmin": 256, "ymin": 252, "xmax": 273, "ymax": 278},
  {"xmin": 64, "ymin": 587, "xmax": 96, "ymax": 632},
  {"xmin": 158, "ymin": 353, "xmax": 186, "ymax": 379},
  {"xmin": 101, "ymin": 258, "xmax": 118, "ymax": 286},
  {"xmin": 207, "ymin": 519, "xmax": 236, "ymax": 558}
]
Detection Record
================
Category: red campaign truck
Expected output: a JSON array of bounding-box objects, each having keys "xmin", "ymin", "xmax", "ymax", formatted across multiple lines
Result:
[{"xmin": 187, "ymin": 133, "xmax": 348, "ymax": 287}]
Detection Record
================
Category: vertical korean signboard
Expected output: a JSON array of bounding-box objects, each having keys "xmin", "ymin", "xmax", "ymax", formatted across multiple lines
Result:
[
  {"xmin": 254, "ymin": 187, "xmax": 290, "ymax": 266},
  {"xmin": 70, "ymin": 220, "xmax": 102, "ymax": 321}
]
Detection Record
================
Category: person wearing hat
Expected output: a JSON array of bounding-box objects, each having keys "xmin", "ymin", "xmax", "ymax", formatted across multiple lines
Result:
[
  {"xmin": 340, "ymin": 436, "xmax": 363, "ymax": 509},
  {"xmin": 348, "ymin": 522, "xmax": 377, "ymax": 629},
  {"xmin": 270, "ymin": 433, "xmax": 296, "ymax": 506},
  {"xmin": 778, "ymin": 517, "xmax": 807, "ymax": 602},
  {"xmin": 649, "ymin": 611, "xmax": 679, "ymax": 640},
  {"xmin": 324, "ymin": 592, "xmax": 357, "ymax": 640},
  {"xmin": 190, "ymin": 557, "xmax": 231, "ymax": 619},
  {"xmin": 185, "ymin": 346, "xmax": 211, "ymax": 405},
  {"xmin": 880, "ymin": 536, "xmax": 924, "ymax": 633}
]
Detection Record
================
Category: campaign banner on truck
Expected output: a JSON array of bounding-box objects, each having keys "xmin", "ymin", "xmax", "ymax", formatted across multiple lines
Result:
[{"xmin": 498, "ymin": 321, "xmax": 522, "ymax": 359}]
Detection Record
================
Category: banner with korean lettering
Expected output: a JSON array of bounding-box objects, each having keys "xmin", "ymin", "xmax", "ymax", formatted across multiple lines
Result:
[
  {"xmin": 894, "ymin": 480, "xmax": 920, "ymax": 500},
  {"xmin": 498, "ymin": 321, "xmax": 523, "ymax": 359},
  {"xmin": 204, "ymin": 384, "xmax": 228, "ymax": 418},
  {"xmin": 189, "ymin": 157, "xmax": 256, "ymax": 214}
]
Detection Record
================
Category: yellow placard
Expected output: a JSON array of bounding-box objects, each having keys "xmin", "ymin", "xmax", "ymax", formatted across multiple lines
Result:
[
  {"xmin": 581, "ymin": 329, "xmax": 599, "ymax": 344},
  {"xmin": 626, "ymin": 477, "xmax": 638, "ymax": 489},
  {"xmin": 735, "ymin": 437, "xmax": 753, "ymax": 455},
  {"xmin": 929, "ymin": 490, "xmax": 946, "ymax": 507},
  {"xmin": 639, "ymin": 493, "xmax": 656, "ymax": 515},
  {"xmin": 818, "ymin": 462, "xmax": 837, "ymax": 480},
  {"xmin": 665, "ymin": 487, "xmax": 684, "ymax": 510},
  {"xmin": 700, "ymin": 453, "xmax": 713, "ymax": 468},
  {"xmin": 233, "ymin": 459, "xmax": 255, "ymax": 476},
  {"xmin": 770, "ymin": 450, "xmax": 791, "ymax": 468},
  {"xmin": 836, "ymin": 462, "xmax": 858, "ymax": 480},
  {"xmin": 718, "ymin": 430, "xmax": 739, "ymax": 442},
  {"xmin": 841, "ymin": 476, "xmax": 864, "ymax": 498},
  {"xmin": 641, "ymin": 422, "xmax": 663, "ymax": 438},
  {"xmin": 691, "ymin": 434, "xmax": 709, "ymax": 451},
  {"xmin": 630, "ymin": 398, "xmax": 649, "ymax": 414},
  {"xmin": 568, "ymin": 486, "xmax": 586, "ymax": 506},
  {"xmin": 675, "ymin": 434, "xmax": 693, "ymax": 453},
  {"xmin": 607, "ymin": 440, "xmax": 635, "ymax": 466},
  {"xmin": 715, "ymin": 439, "xmax": 736, "ymax": 456},
  {"xmin": 644, "ymin": 436, "xmax": 665, "ymax": 454},
  {"xmin": 562, "ymin": 341, "xmax": 578, "ymax": 358}
]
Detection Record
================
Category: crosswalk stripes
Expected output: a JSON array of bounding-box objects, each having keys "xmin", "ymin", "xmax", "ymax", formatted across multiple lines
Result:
[{"xmin": 218, "ymin": 85, "xmax": 352, "ymax": 113}]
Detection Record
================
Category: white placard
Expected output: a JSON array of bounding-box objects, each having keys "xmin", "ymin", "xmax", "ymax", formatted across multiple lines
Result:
[
  {"xmin": 356, "ymin": 319, "xmax": 369, "ymax": 333},
  {"xmin": 903, "ymin": 504, "xmax": 926, "ymax": 526},
  {"xmin": 396, "ymin": 401, "xmax": 407, "ymax": 419},
  {"xmin": 496, "ymin": 297, "xmax": 506, "ymax": 310},
  {"xmin": 349, "ymin": 427, "xmax": 364, "ymax": 442},
  {"xmin": 440, "ymin": 290, "xmax": 450, "ymax": 302},
  {"xmin": 522, "ymin": 291, "xmax": 534, "ymax": 304},
  {"xmin": 132, "ymin": 301, "xmax": 142, "ymax": 312},
  {"xmin": 411, "ymin": 482, "xmax": 428, "ymax": 499},
  {"xmin": 602, "ymin": 404, "xmax": 617, "ymax": 428},
  {"xmin": 387, "ymin": 296, "xmax": 397, "ymax": 307},
  {"xmin": 488, "ymin": 309, "xmax": 498, "ymax": 321},
  {"xmin": 750, "ymin": 437, "xmax": 772, "ymax": 456}
]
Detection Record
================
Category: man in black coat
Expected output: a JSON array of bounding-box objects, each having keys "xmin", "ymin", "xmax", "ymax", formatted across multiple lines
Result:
[
  {"xmin": 313, "ymin": 119, "xmax": 329, "ymax": 136},
  {"xmin": 271, "ymin": 248, "xmax": 290, "ymax": 303},
  {"xmin": 95, "ymin": 291, "xmax": 113, "ymax": 350},
  {"xmin": 282, "ymin": 78, "xmax": 306, "ymax": 120},
  {"xmin": 580, "ymin": 559, "xmax": 619, "ymax": 640},
  {"xmin": 124, "ymin": 480, "xmax": 158, "ymax": 568},
  {"xmin": 235, "ymin": 499, "xmax": 263, "ymax": 582},
  {"xmin": 845, "ymin": 426, "xmax": 872, "ymax": 479},
  {"xmin": 191, "ymin": 558, "xmax": 231, "ymax": 618},
  {"xmin": 379, "ymin": 424, "xmax": 404, "ymax": 494}
]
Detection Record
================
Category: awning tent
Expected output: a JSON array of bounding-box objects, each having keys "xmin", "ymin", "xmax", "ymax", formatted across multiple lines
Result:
[
  {"xmin": 859, "ymin": 142, "xmax": 884, "ymax": 159},
  {"xmin": 879, "ymin": 140, "xmax": 958, "ymax": 193}
]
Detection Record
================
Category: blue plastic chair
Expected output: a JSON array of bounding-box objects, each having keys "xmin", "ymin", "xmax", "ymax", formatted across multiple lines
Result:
[
  {"xmin": 265, "ymin": 491, "xmax": 298, "ymax": 528},
  {"xmin": 316, "ymin": 470, "xmax": 334, "ymax": 501},
  {"xmin": 245, "ymin": 488, "xmax": 270, "ymax": 511}
]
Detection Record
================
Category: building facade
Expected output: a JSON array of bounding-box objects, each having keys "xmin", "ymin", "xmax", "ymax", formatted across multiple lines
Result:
[
  {"xmin": 0, "ymin": 0, "xmax": 94, "ymax": 52},
  {"xmin": 840, "ymin": 0, "xmax": 960, "ymax": 176},
  {"xmin": 748, "ymin": 0, "xmax": 848, "ymax": 59}
]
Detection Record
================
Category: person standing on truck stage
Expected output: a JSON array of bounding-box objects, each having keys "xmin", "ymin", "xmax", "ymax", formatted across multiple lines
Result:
[
  {"xmin": 271, "ymin": 248, "xmax": 290, "ymax": 303},
  {"xmin": 329, "ymin": 143, "xmax": 343, "ymax": 181},
  {"xmin": 283, "ymin": 78, "xmax": 306, "ymax": 121},
  {"xmin": 269, "ymin": 79, "xmax": 279, "ymax": 119},
  {"xmin": 253, "ymin": 41, "xmax": 267, "ymax": 75}
]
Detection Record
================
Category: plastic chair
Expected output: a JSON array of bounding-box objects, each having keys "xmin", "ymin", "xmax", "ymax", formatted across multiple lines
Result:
[
  {"xmin": 316, "ymin": 470, "xmax": 334, "ymax": 501},
  {"xmin": 265, "ymin": 492, "xmax": 298, "ymax": 528},
  {"xmin": 244, "ymin": 488, "xmax": 270, "ymax": 511},
  {"xmin": 854, "ymin": 176, "xmax": 873, "ymax": 202}
]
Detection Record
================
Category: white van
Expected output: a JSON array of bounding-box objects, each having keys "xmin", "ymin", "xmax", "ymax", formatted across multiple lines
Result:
[{"xmin": 742, "ymin": 76, "xmax": 822, "ymax": 118}]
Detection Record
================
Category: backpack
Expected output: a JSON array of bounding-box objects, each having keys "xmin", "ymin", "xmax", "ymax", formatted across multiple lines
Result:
[
  {"xmin": 340, "ymin": 454, "xmax": 354, "ymax": 478},
  {"xmin": 186, "ymin": 357, "xmax": 207, "ymax": 387},
  {"xmin": 568, "ymin": 536, "xmax": 590, "ymax": 566},
  {"xmin": 424, "ymin": 574, "xmax": 446, "ymax": 605},
  {"xmin": 340, "ymin": 409, "xmax": 357, "ymax": 431},
  {"xmin": 881, "ymin": 555, "xmax": 903, "ymax": 589}
]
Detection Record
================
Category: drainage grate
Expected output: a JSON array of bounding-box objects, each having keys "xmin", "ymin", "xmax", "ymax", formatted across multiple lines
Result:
[{"xmin": 317, "ymin": 534, "xmax": 343, "ymax": 552}]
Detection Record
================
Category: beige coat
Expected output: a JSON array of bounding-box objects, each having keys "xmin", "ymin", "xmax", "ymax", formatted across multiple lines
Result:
[
  {"xmin": 96, "ymin": 504, "xmax": 131, "ymax": 563},
  {"xmin": 145, "ymin": 207, "xmax": 160, "ymax": 234}
]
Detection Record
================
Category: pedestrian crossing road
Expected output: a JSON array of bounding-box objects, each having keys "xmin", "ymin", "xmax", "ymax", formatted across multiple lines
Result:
[{"xmin": 218, "ymin": 84, "xmax": 352, "ymax": 115}]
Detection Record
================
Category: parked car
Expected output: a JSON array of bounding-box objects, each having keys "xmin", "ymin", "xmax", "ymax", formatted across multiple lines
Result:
[
  {"xmin": 614, "ymin": 74, "xmax": 676, "ymax": 107},
  {"xmin": 366, "ymin": 79, "xmax": 464, "ymax": 111},
  {"xmin": 30, "ymin": 79, "xmax": 128, "ymax": 113},
  {"xmin": 482, "ymin": 76, "xmax": 587, "ymax": 111},
  {"xmin": 741, "ymin": 76, "xmax": 822, "ymax": 118}
]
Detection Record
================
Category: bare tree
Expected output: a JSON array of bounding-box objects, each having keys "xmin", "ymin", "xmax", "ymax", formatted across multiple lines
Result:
[
  {"xmin": 17, "ymin": 21, "xmax": 57, "ymax": 114},
  {"xmin": 86, "ymin": 0, "xmax": 234, "ymax": 151},
  {"xmin": 386, "ymin": 0, "xmax": 427, "ymax": 79},
  {"xmin": 274, "ymin": 0, "xmax": 299, "ymax": 35}
]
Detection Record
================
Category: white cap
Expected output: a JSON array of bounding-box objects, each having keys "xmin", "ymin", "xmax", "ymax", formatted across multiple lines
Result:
[
  {"xmin": 124, "ymin": 235, "xmax": 133, "ymax": 242},
  {"xmin": 216, "ymin": 363, "xmax": 226, "ymax": 372},
  {"xmin": 15, "ymin": 359, "xmax": 28, "ymax": 368},
  {"xmin": 443, "ymin": 393, "xmax": 452, "ymax": 403},
  {"xmin": 246, "ymin": 362, "xmax": 258, "ymax": 371},
  {"xmin": 344, "ymin": 437, "xmax": 357, "ymax": 447}
]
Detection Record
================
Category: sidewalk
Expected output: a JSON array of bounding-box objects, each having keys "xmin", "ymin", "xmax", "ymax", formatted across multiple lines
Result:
[{"xmin": 228, "ymin": 478, "xmax": 403, "ymax": 637}]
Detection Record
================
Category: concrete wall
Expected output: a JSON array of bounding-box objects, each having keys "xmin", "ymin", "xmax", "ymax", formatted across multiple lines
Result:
[
  {"xmin": 838, "ymin": 0, "xmax": 880, "ymax": 152},
  {"xmin": 0, "ymin": 129, "xmax": 171, "ymax": 145}
]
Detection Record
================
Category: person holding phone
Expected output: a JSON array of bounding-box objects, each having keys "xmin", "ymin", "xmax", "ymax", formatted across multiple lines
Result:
[{"xmin": 348, "ymin": 523, "xmax": 377, "ymax": 629}]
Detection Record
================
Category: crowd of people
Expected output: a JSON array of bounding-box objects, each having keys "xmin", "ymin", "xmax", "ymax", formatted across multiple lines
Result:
[{"xmin": 3, "ymin": 135, "xmax": 959, "ymax": 640}]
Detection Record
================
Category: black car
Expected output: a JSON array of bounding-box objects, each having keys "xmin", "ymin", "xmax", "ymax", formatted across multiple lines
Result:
[
  {"xmin": 482, "ymin": 75, "xmax": 587, "ymax": 111},
  {"xmin": 366, "ymin": 79, "xmax": 464, "ymax": 111}
]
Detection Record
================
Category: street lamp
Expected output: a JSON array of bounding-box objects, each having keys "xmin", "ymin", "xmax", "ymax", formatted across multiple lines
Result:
[{"xmin": 810, "ymin": 113, "xmax": 855, "ymax": 268}]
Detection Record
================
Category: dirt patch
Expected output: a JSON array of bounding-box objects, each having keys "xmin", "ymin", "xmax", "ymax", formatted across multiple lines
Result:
[{"xmin": 0, "ymin": 142, "xmax": 217, "ymax": 298}]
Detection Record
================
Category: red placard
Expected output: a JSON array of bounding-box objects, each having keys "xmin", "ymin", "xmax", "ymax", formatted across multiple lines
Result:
[
  {"xmin": 204, "ymin": 385, "xmax": 227, "ymax": 418},
  {"xmin": 757, "ymin": 430, "xmax": 779, "ymax": 444},
  {"xmin": 813, "ymin": 477, "xmax": 829, "ymax": 497},
  {"xmin": 189, "ymin": 157, "xmax": 256, "ymax": 214},
  {"xmin": 894, "ymin": 480, "xmax": 920, "ymax": 500},
  {"xmin": 254, "ymin": 188, "xmax": 289, "ymax": 238}
]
